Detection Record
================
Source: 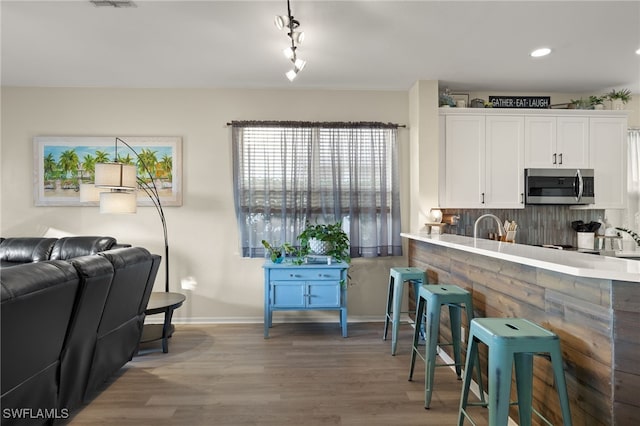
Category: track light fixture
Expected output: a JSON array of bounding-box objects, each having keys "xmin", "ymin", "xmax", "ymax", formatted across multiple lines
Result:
[{"xmin": 275, "ymin": 0, "xmax": 306, "ymax": 81}]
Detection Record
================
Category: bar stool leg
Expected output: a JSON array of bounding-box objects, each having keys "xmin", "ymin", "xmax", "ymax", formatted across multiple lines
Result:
[
  {"xmin": 550, "ymin": 347, "xmax": 573, "ymax": 426},
  {"xmin": 424, "ymin": 297, "xmax": 442, "ymax": 409},
  {"xmin": 458, "ymin": 335, "xmax": 478, "ymax": 426},
  {"xmin": 514, "ymin": 352, "xmax": 534, "ymax": 426},
  {"xmin": 390, "ymin": 276, "xmax": 404, "ymax": 356},
  {"xmin": 462, "ymin": 303, "xmax": 485, "ymax": 404},
  {"xmin": 383, "ymin": 275, "xmax": 394, "ymax": 341},
  {"xmin": 408, "ymin": 295, "xmax": 425, "ymax": 380},
  {"xmin": 449, "ymin": 303, "xmax": 463, "ymax": 378},
  {"xmin": 489, "ymin": 345, "xmax": 514, "ymax": 426}
]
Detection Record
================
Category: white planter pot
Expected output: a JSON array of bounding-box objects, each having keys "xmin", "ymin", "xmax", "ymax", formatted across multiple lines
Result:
[
  {"xmin": 309, "ymin": 238, "xmax": 331, "ymax": 255},
  {"xmin": 611, "ymin": 99, "xmax": 624, "ymax": 110}
]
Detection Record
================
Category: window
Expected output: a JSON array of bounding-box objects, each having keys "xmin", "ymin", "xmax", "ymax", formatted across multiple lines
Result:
[{"xmin": 231, "ymin": 121, "xmax": 402, "ymax": 258}]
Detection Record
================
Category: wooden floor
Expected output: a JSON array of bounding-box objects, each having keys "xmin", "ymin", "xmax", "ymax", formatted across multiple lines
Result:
[{"xmin": 65, "ymin": 322, "xmax": 490, "ymax": 425}]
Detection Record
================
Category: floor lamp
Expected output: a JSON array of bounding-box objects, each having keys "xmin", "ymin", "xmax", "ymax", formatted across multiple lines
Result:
[{"xmin": 82, "ymin": 137, "xmax": 170, "ymax": 293}]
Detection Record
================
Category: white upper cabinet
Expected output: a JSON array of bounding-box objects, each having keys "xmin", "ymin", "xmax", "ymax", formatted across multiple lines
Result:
[
  {"xmin": 441, "ymin": 114, "xmax": 485, "ymax": 208},
  {"xmin": 525, "ymin": 116, "xmax": 589, "ymax": 168},
  {"xmin": 485, "ymin": 115, "xmax": 525, "ymax": 208},
  {"xmin": 588, "ymin": 117, "xmax": 627, "ymax": 209},
  {"xmin": 439, "ymin": 113, "xmax": 524, "ymax": 208}
]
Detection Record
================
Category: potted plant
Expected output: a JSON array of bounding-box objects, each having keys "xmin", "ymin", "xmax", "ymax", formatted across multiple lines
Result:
[
  {"xmin": 589, "ymin": 95, "xmax": 605, "ymax": 110},
  {"xmin": 606, "ymin": 89, "xmax": 632, "ymax": 110},
  {"xmin": 297, "ymin": 221, "xmax": 350, "ymax": 263},
  {"xmin": 261, "ymin": 240, "xmax": 296, "ymax": 263},
  {"xmin": 439, "ymin": 89, "xmax": 455, "ymax": 108},
  {"xmin": 569, "ymin": 98, "xmax": 590, "ymax": 109}
]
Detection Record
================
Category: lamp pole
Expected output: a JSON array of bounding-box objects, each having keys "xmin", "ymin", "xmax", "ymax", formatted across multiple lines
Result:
[{"xmin": 115, "ymin": 137, "xmax": 170, "ymax": 293}]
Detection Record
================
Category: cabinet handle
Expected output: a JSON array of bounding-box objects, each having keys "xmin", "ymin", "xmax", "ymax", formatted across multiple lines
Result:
[
  {"xmin": 520, "ymin": 193, "xmax": 524, "ymax": 204},
  {"xmin": 553, "ymin": 153, "xmax": 557, "ymax": 164},
  {"xmin": 289, "ymin": 274, "xmax": 300, "ymax": 278},
  {"xmin": 481, "ymin": 193, "xmax": 485, "ymax": 204},
  {"xmin": 559, "ymin": 153, "xmax": 563, "ymax": 164}
]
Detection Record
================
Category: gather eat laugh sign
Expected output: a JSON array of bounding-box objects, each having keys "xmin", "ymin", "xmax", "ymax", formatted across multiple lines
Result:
[{"xmin": 489, "ymin": 96, "xmax": 551, "ymax": 109}]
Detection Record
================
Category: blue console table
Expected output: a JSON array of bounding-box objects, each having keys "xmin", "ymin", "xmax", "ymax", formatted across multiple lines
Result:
[{"xmin": 263, "ymin": 260, "xmax": 349, "ymax": 338}]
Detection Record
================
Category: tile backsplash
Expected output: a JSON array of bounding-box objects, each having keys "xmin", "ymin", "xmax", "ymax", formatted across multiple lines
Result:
[{"xmin": 441, "ymin": 206, "xmax": 605, "ymax": 246}]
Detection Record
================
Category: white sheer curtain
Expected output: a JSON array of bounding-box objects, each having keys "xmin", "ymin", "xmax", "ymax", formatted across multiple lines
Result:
[
  {"xmin": 625, "ymin": 128, "xmax": 640, "ymax": 232},
  {"xmin": 231, "ymin": 121, "xmax": 402, "ymax": 258}
]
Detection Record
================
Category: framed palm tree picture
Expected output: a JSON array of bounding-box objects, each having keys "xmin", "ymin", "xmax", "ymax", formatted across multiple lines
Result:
[{"xmin": 34, "ymin": 136, "xmax": 182, "ymax": 206}]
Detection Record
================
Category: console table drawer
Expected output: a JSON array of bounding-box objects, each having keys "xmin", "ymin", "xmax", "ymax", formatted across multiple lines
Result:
[{"xmin": 269, "ymin": 268, "xmax": 342, "ymax": 281}]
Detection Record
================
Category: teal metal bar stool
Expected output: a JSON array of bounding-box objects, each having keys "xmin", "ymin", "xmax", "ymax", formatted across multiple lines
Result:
[
  {"xmin": 408, "ymin": 284, "xmax": 483, "ymax": 409},
  {"xmin": 383, "ymin": 267, "xmax": 426, "ymax": 355},
  {"xmin": 458, "ymin": 318, "xmax": 572, "ymax": 426}
]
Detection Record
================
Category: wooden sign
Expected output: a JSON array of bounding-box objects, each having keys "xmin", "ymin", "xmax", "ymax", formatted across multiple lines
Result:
[{"xmin": 489, "ymin": 96, "xmax": 551, "ymax": 109}]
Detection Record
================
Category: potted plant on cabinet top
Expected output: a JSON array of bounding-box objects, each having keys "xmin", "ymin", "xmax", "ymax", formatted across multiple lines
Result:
[
  {"xmin": 297, "ymin": 221, "xmax": 350, "ymax": 263},
  {"xmin": 588, "ymin": 95, "xmax": 605, "ymax": 110},
  {"xmin": 606, "ymin": 89, "xmax": 632, "ymax": 110}
]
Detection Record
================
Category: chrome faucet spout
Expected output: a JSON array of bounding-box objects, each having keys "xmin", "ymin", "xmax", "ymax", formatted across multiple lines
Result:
[{"xmin": 473, "ymin": 214, "xmax": 505, "ymax": 239}]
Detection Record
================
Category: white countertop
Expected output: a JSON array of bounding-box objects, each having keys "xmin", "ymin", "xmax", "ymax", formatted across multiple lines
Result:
[{"xmin": 401, "ymin": 232, "xmax": 640, "ymax": 283}]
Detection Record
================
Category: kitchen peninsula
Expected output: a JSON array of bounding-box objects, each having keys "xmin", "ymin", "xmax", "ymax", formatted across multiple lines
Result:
[{"xmin": 401, "ymin": 232, "xmax": 640, "ymax": 425}]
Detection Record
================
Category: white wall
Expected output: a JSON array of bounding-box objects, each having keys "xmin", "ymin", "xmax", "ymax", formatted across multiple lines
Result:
[
  {"xmin": 1, "ymin": 87, "xmax": 410, "ymax": 323},
  {"xmin": 3, "ymin": 86, "xmax": 637, "ymax": 323}
]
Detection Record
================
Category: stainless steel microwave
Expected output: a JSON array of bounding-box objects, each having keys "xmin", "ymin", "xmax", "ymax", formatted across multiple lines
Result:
[{"xmin": 524, "ymin": 168, "xmax": 595, "ymax": 205}]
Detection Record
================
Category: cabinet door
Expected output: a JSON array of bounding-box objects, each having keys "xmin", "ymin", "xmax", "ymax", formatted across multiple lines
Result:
[
  {"xmin": 485, "ymin": 116, "xmax": 525, "ymax": 208},
  {"xmin": 557, "ymin": 117, "xmax": 589, "ymax": 168},
  {"xmin": 307, "ymin": 281, "xmax": 341, "ymax": 308},
  {"xmin": 443, "ymin": 115, "xmax": 485, "ymax": 208},
  {"xmin": 271, "ymin": 282, "xmax": 306, "ymax": 308},
  {"xmin": 525, "ymin": 116, "xmax": 556, "ymax": 168},
  {"xmin": 589, "ymin": 117, "xmax": 627, "ymax": 209}
]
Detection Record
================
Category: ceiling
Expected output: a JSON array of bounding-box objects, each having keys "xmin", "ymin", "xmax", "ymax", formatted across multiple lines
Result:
[{"xmin": 2, "ymin": 0, "xmax": 639, "ymax": 93}]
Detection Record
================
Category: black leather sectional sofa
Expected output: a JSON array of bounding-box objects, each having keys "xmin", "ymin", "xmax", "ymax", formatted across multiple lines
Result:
[{"xmin": 0, "ymin": 237, "xmax": 161, "ymax": 425}]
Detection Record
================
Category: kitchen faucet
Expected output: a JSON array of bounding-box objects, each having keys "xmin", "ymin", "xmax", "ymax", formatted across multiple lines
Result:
[{"xmin": 473, "ymin": 214, "xmax": 505, "ymax": 240}]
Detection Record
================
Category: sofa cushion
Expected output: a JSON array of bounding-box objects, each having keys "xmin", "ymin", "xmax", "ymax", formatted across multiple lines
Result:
[
  {"xmin": 50, "ymin": 236, "xmax": 117, "ymax": 261},
  {"xmin": 1, "ymin": 261, "xmax": 80, "ymax": 419},
  {"xmin": 84, "ymin": 247, "xmax": 160, "ymax": 398},
  {"xmin": 0, "ymin": 237, "xmax": 57, "ymax": 265},
  {"xmin": 58, "ymin": 255, "xmax": 115, "ymax": 411}
]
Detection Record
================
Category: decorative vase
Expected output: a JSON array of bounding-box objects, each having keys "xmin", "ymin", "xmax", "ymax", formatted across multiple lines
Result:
[
  {"xmin": 611, "ymin": 99, "xmax": 624, "ymax": 110},
  {"xmin": 273, "ymin": 255, "xmax": 284, "ymax": 263},
  {"xmin": 309, "ymin": 238, "xmax": 331, "ymax": 255}
]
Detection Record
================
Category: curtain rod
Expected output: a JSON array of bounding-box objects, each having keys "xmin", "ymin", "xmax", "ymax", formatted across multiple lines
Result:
[{"xmin": 227, "ymin": 120, "xmax": 406, "ymax": 128}]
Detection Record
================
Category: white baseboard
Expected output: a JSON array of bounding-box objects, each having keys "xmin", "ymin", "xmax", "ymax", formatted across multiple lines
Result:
[{"xmin": 145, "ymin": 315, "xmax": 386, "ymax": 325}]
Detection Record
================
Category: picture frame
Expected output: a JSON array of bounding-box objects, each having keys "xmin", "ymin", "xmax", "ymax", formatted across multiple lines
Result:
[
  {"xmin": 451, "ymin": 93, "xmax": 470, "ymax": 108},
  {"xmin": 34, "ymin": 136, "xmax": 182, "ymax": 207}
]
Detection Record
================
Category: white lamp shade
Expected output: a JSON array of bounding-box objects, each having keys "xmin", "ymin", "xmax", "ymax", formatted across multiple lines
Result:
[
  {"xmin": 100, "ymin": 191, "xmax": 137, "ymax": 214},
  {"xmin": 294, "ymin": 58, "xmax": 306, "ymax": 71},
  {"xmin": 274, "ymin": 15, "xmax": 289, "ymax": 30},
  {"xmin": 79, "ymin": 183, "xmax": 103, "ymax": 202},
  {"xmin": 283, "ymin": 47, "xmax": 295, "ymax": 60},
  {"xmin": 95, "ymin": 163, "xmax": 137, "ymax": 189},
  {"xmin": 285, "ymin": 69, "xmax": 297, "ymax": 81},
  {"xmin": 292, "ymin": 31, "xmax": 304, "ymax": 44}
]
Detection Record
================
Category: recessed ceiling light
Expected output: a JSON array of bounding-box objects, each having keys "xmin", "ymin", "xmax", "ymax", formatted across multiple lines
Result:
[
  {"xmin": 636, "ymin": 48, "xmax": 640, "ymax": 55},
  {"xmin": 530, "ymin": 48, "xmax": 552, "ymax": 58}
]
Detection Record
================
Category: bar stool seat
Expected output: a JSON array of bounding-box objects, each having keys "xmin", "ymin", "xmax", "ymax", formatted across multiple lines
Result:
[
  {"xmin": 408, "ymin": 284, "xmax": 482, "ymax": 409},
  {"xmin": 458, "ymin": 318, "xmax": 572, "ymax": 426},
  {"xmin": 383, "ymin": 267, "xmax": 426, "ymax": 355}
]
